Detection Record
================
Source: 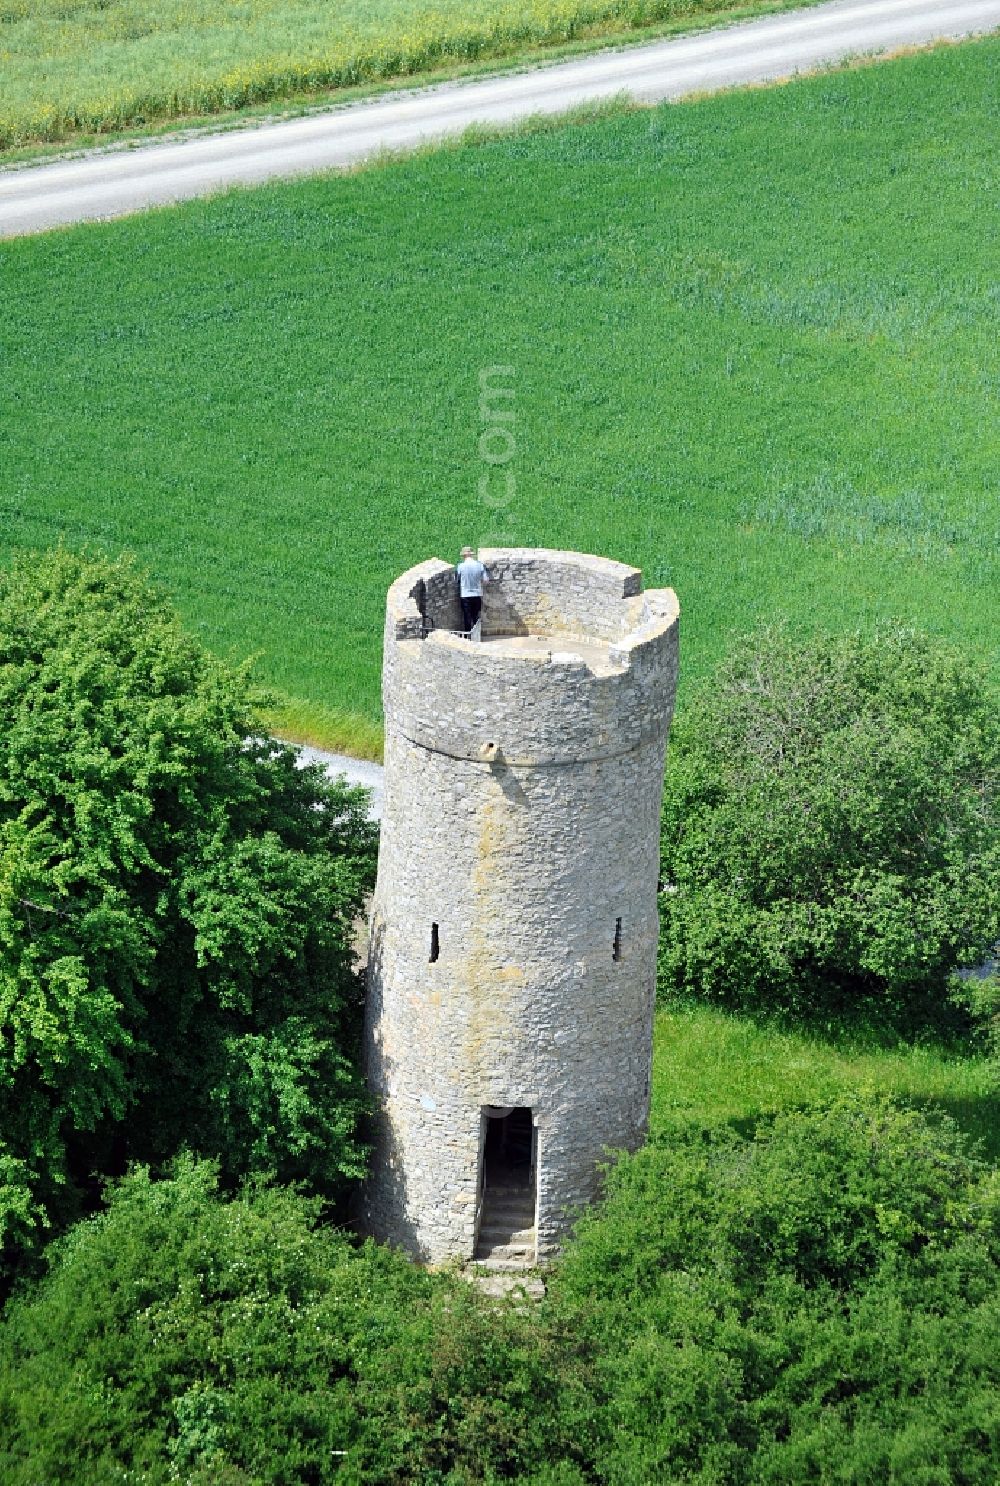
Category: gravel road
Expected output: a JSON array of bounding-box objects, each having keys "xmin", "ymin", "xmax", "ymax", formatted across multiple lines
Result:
[
  {"xmin": 296, "ymin": 745, "xmax": 385, "ymax": 821},
  {"xmin": 2, "ymin": 0, "xmax": 998, "ymax": 237}
]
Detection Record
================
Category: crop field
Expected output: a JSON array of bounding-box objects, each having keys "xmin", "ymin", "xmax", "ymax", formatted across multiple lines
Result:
[
  {"xmin": 0, "ymin": 0, "xmax": 805, "ymax": 153},
  {"xmin": 1, "ymin": 39, "xmax": 998, "ymax": 755}
]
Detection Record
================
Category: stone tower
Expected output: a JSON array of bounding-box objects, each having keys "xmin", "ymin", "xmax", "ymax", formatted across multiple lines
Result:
[{"xmin": 361, "ymin": 549, "xmax": 679, "ymax": 1265}]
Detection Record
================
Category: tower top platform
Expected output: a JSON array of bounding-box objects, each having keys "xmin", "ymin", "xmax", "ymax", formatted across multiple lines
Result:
[{"xmin": 382, "ymin": 548, "xmax": 679, "ymax": 766}]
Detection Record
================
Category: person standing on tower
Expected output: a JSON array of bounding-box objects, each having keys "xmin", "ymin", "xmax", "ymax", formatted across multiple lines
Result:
[{"xmin": 456, "ymin": 546, "xmax": 489, "ymax": 638}]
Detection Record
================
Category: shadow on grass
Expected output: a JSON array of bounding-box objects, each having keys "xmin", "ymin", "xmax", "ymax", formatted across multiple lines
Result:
[
  {"xmin": 759, "ymin": 981, "xmax": 983, "ymax": 1054},
  {"xmin": 903, "ymin": 1091, "xmax": 1000, "ymax": 1165},
  {"xmin": 655, "ymin": 1091, "xmax": 1000, "ymax": 1164}
]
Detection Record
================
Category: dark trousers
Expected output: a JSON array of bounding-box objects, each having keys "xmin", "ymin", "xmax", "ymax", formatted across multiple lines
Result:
[{"xmin": 461, "ymin": 595, "xmax": 482, "ymax": 634}]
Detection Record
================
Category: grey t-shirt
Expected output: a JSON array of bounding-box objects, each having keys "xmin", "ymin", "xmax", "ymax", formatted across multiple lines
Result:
[{"xmin": 456, "ymin": 558, "xmax": 488, "ymax": 598}]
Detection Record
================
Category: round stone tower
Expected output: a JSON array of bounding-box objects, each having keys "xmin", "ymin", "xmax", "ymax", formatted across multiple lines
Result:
[{"xmin": 360, "ymin": 549, "xmax": 679, "ymax": 1265}]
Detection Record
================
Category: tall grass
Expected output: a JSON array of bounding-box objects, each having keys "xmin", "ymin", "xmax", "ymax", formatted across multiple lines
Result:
[
  {"xmin": 1, "ymin": 40, "xmax": 997, "ymax": 752},
  {"xmin": 268, "ymin": 694, "xmax": 384, "ymax": 759},
  {"xmin": 1, "ymin": 0, "xmax": 796, "ymax": 151}
]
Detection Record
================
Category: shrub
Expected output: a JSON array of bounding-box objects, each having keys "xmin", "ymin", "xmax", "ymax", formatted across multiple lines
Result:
[
  {"xmin": 549, "ymin": 1099, "xmax": 1000, "ymax": 1485},
  {"xmin": 659, "ymin": 625, "xmax": 1000, "ymax": 1019},
  {"xmin": 0, "ymin": 549, "xmax": 377, "ymax": 1283},
  {"xmin": 0, "ymin": 1158, "xmax": 430, "ymax": 1484},
  {"xmin": 951, "ymin": 970, "xmax": 1000, "ymax": 1083},
  {"xmin": 0, "ymin": 1157, "xmax": 581, "ymax": 1485},
  {"xmin": 1, "ymin": 1104, "xmax": 996, "ymax": 1484}
]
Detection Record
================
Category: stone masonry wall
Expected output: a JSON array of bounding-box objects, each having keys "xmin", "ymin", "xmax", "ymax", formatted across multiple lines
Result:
[
  {"xmin": 383, "ymin": 556, "xmax": 677, "ymax": 767},
  {"xmin": 480, "ymin": 548, "xmax": 641, "ymax": 642},
  {"xmin": 360, "ymin": 550, "xmax": 679, "ymax": 1264}
]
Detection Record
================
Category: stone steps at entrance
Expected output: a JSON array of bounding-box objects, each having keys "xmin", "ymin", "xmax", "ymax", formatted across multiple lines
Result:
[
  {"xmin": 478, "ymin": 1204, "xmax": 535, "ymax": 1226},
  {"xmin": 476, "ymin": 1235, "xmax": 537, "ymax": 1266},
  {"xmin": 479, "ymin": 1188, "xmax": 534, "ymax": 1210},
  {"xmin": 475, "ymin": 1209, "xmax": 536, "ymax": 1264},
  {"xmin": 477, "ymin": 1223, "xmax": 535, "ymax": 1246},
  {"xmin": 475, "ymin": 1173, "xmax": 536, "ymax": 1265},
  {"xmin": 466, "ymin": 1269, "xmax": 546, "ymax": 1299},
  {"xmin": 477, "ymin": 1229, "xmax": 535, "ymax": 1252}
]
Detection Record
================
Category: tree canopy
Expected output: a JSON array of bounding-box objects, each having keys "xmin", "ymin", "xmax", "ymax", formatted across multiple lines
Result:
[
  {"xmin": 551, "ymin": 1097, "xmax": 1000, "ymax": 1486},
  {"xmin": 659, "ymin": 625, "xmax": 1000, "ymax": 1019},
  {"xmin": 0, "ymin": 549, "xmax": 377, "ymax": 1282},
  {"xmin": 1, "ymin": 1102, "xmax": 997, "ymax": 1484}
]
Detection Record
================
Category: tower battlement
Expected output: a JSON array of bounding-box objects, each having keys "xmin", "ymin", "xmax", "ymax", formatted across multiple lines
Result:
[
  {"xmin": 361, "ymin": 549, "xmax": 679, "ymax": 1267},
  {"xmin": 383, "ymin": 548, "xmax": 679, "ymax": 765}
]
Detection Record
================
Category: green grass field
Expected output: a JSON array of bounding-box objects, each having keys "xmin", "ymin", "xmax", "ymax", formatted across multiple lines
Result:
[
  {"xmin": 2, "ymin": 39, "xmax": 998, "ymax": 754},
  {"xmin": 651, "ymin": 1006, "xmax": 999, "ymax": 1160},
  {"xmin": 0, "ymin": 40, "xmax": 996, "ymax": 1188},
  {"xmin": 0, "ymin": 0, "xmax": 807, "ymax": 153}
]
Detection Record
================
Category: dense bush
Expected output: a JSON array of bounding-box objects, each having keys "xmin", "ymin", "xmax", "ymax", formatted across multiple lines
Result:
[
  {"xmin": 952, "ymin": 971, "xmax": 1000, "ymax": 1086},
  {"xmin": 1, "ymin": 1104, "xmax": 996, "ymax": 1484},
  {"xmin": 549, "ymin": 1098, "xmax": 1000, "ymax": 1485},
  {"xmin": 0, "ymin": 1157, "xmax": 573, "ymax": 1485},
  {"xmin": 0, "ymin": 550, "xmax": 376, "ymax": 1282},
  {"xmin": 659, "ymin": 626, "xmax": 1000, "ymax": 1019}
]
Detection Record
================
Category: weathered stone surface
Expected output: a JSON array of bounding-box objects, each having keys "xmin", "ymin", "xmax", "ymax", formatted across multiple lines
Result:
[{"xmin": 359, "ymin": 549, "xmax": 679, "ymax": 1264}]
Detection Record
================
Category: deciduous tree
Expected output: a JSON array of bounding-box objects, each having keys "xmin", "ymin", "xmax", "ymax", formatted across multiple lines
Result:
[
  {"xmin": 660, "ymin": 626, "xmax": 1000, "ymax": 1019},
  {"xmin": 0, "ymin": 550, "xmax": 376, "ymax": 1280}
]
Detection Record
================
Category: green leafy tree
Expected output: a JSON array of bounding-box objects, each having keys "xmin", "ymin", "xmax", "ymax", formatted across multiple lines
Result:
[
  {"xmin": 659, "ymin": 625, "xmax": 1000, "ymax": 1018},
  {"xmin": 0, "ymin": 1157, "xmax": 575, "ymax": 1485},
  {"xmin": 551, "ymin": 1099, "xmax": 1000, "ymax": 1486},
  {"xmin": 2, "ymin": 1107, "xmax": 997, "ymax": 1484},
  {"xmin": 0, "ymin": 550, "xmax": 376, "ymax": 1279}
]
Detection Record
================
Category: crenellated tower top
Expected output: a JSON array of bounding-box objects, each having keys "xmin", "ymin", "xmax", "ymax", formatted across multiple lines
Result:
[{"xmin": 383, "ymin": 548, "xmax": 679, "ymax": 765}]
